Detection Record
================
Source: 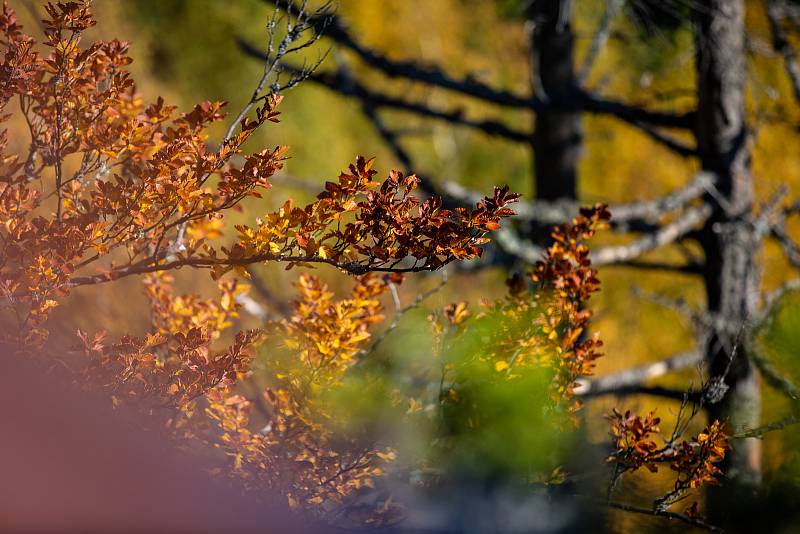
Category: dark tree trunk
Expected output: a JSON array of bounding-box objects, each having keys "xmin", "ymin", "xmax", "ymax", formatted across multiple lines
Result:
[
  {"xmin": 693, "ymin": 0, "xmax": 761, "ymax": 522},
  {"xmin": 528, "ymin": 0, "xmax": 581, "ymax": 202}
]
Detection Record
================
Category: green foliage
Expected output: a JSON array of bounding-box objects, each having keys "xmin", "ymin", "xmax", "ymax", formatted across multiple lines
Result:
[{"xmin": 757, "ymin": 290, "xmax": 800, "ymax": 386}]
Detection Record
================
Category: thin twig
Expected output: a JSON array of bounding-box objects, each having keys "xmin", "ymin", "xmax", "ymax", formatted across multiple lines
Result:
[{"xmin": 359, "ymin": 271, "xmax": 448, "ymax": 359}]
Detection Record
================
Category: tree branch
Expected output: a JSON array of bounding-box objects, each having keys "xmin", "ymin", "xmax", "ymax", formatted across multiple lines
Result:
[
  {"xmin": 625, "ymin": 119, "xmax": 698, "ymax": 157},
  {"xmin": 772, "ymin": 223, "xmax": 800, "ymax": 269},
  {"xmin": 443, "ymin": 173, "xmax": 714, "ymax": 226},
  {"xmin": 577, "ymin": 0, "xmax": 622, "ymax": 84},
  {"xmin": 575, "ymin": 349, "xmax": 703, "ymax": 398},
  {"xmin": 259, "ymin": 0, "xmax": 696, "ymax": 134},
  {"xmin": 604, "ymin": 500, "xmax": 722, "ymax": 532},
  {"xmin": 607, "ymin": 259, "xmax": 703, "ymax": 274},
  {"xmin": 66, "ymin": 253, "xmax": 453, "ymax": 289},
  {"xmin": 225, "ymin": 0, "xmax": 330, "ymax": 142},
  {"xmin": 238, "ymin": 48, "xmax": 534, "ymax": 143},
  {"xmin": 492, "ymin": 203, "xmax": 710, "ymax": 265},
  {"xmin": 746, "ymin": 279, "xmax": 800, "ymax": 402},
  {"xmin": 570, "ymin": 496, "xmax": 722, "ymax": 532},
  {"xmin": 244, "ymin": 266, "xmax": 293, "ymax": 317},
  {"xmin": 591, "ymin": 204, "xmax": 712, "ymax": 265},
  {"xmin": 580, "ymin": 384, "xmax": 700, "ymax": 401},
  {"xmin": 578, "ymin": 91, "xmax": 695, "ymax": 129},
  {"xmin": 767, "ymin": 0, "xmax": 800, "ymax": 107},
  {"xmin": 733, "ymin": 412, "xmax": 800, "ymax": 439},
  {"xmin": 263, "ymin": 0, "xmax": 534, "ymax": 108}
]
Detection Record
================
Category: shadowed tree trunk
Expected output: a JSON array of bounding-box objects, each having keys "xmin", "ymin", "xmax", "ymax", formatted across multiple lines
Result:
[
  {"xmin": 693, "ymin": 0, "xmax": 761, "ymax": 522},
  {"xmin": 528, "ymin": 0, "xmax": 581, "ymax": 202}
]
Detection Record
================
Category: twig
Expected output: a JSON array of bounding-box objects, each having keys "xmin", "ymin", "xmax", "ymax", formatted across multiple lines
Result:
[
  {"xmin": 572, "ymin": 495, "xmax": 723, "ymax": 532},
  {"xmin": 245, "ymin": 265, "xmax": 293, "ymax": 317},
  {"xmin": 224, "ymin": 0, "xmax": 331, "ymax": 142},
  {"xmin": 577, "ymin": 0, "xmax": 622, "ymax": 84},
  {"xmin": 591, "ymin": 204, "xmax": 712, "ymax": 264},
  {"xmin": 772, "ymin": 224, "xmax": 800, "ymax": 270},
  {"xmin": 359, "ymin": 271, "xmax": 448, "ymax": 359}
]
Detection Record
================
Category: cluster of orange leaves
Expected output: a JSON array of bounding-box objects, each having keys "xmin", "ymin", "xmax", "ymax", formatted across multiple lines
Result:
[
  {"xmin": 227, "ymin": 157, "xmax": 519, "ymax": 277},
  {"xmin": 607, "ymin": 409, "xmax": 730, "ymax": 510},
  {"xmin": 0, "ymin": 1, "xmax": 516, "ymax": 524},
  {"xmin": 0, "ymin": 0, "xmax": 283, "ymax": 350},
  {"xmin": 0, "ymin": 0, "xmax": 736, "ymax": 525},
  {"xmin": 0, "ymin": 0, "xmax": 513, "ymax": 352},
  {"xmin": 429, "ymin": 206, "xmax": 609, "ymax": 417},
  {"xmin": 204, "ymin": 273, "xmax": 401, "ymax": 520}
]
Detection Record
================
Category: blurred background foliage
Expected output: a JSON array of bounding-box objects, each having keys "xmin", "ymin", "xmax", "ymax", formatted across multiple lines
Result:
[{"xmin": 9, "ymin": 0, "xmax": 800, "ymax": 530}]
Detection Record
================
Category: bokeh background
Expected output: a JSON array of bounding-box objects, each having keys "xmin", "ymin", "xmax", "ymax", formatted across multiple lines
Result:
[{"xmin": 8, "ymin": 0, "xmax": 800, "ymax": 531}]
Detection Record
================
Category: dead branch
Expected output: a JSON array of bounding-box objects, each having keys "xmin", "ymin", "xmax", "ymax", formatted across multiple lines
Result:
[
  {"xmin": 577, "ymin": 0, "xmax": 622, "ymax": 83},
  {"xmin": 591, "ymin": 204, "xmax": 712, "ymax": 264},
  {"xmin": 491, "ymin": 203, "xmax": 711, "ymax": 265},
  {"xmin": 733, "ymin": 412, "xmax": 800, "ymax": 439},
  {"xmin": 575, "ymin": 349, "xmax": 702, "ymax": 397},
  {"xmin": 245, "ymin": 266, "xmax": 293, "ymax": 317},
  {"xmin": 442, "ymin": 172, "xmax": 714, "ymax": 226},
  {"xmin": 772, "ymin": 224, "xmax": 800, "ymax": 269},
  {"xmin": 767, "ymin": 0, "xmax": 800, "ymax": 107},
  {"xmin": 267, "ymin": 59, "xmax": 533, "ymax": 142},
  {"xmin": 257, "ymin": 0, "xmax": 696, "ymax": 134}
]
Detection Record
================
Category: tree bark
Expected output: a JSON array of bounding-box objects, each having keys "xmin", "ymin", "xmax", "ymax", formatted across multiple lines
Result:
[
  {"xmin": 693, "ymin": 0, "xmax": 761, "ymax": 522},
  {"xmin": 528, "ymin": 0, "xmax": 581, "ymax": 202}
]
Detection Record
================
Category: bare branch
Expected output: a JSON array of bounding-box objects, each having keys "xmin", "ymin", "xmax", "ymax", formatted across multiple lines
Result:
[
  {"xmin": 333, "ymin": 52, "xmax": 416, "ymax": 172},
  {"xmin": 237, "ymin": 52, "xmax": 533, "ymax": 143},
  {"xmin": 591, "ymin": 204, "xmax": 712, "ymax": 265},
  {"xmin": 578, "ymin": 91, "xmax": 695, "ymax": 129},
  {"xmin": 442, "ymin": 172, "xmax": 714, "ymax": 226},
  {"xmin": 631, "ymin": 286, "xmax": 713, "ymax": 335},
  {"xmin": 263, "ymin": 0, "xmax": 533, "ymax": 108},
  {"xmin": 490, "ymin": 227, "xmax": 545, "ymax": 264},
  {"xmin": 225, "ymin": 0, "xmax": 331, "ymax": 142},
  {"xmin": 604, "ymin": 500, "xmax": 722, "ymax": 531},
  {"xmin": 359, "ymin": 271, "xmax": 448, "ymax": 360},
  {"xmin": 258, "ymin": 0, "xmax": 696, "ymax": 134},
  {"xmin": 577, "ymin": 0, "xmax": 622, "ymax": 84},
  {"xmin": 733, "ymin": 412, "xmax": 800, "ymax": 439},
  {"xmin": 575, "ymin": 349, "xmax": 703, "ymax": 398},
  {"xmin": 745, "ymin": 279, "xmax": 800, "ymax": 402},
  {"xmin": 767, "ymin": 0, "xmax": 800, "ymax": 107},
  {"xmin": 607, "ymin": 259, "xmax": 703, "ymax": 274},
  {"xmin": 581, "ymin": 384, "xmax": 700, "ymax": 402},
  {"xmin": 773, "ymin": 223, "xmax": 800, "ymax": 269},
  {"xmin": 245, "ymin": 266, "xmax": 293, "ymax": 317},
  {"xmin": 625, "ymin": 119, "xmax": 698, "ymax": 157},
  {"xmin": 491, "ymin": 203, "xmax": 711, "ymax": 265}
]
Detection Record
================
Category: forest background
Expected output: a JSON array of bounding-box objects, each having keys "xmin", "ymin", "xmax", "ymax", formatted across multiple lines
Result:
[{"xmin": 6, "ymin": 0, "xmax": 800, "ymax": 531}]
